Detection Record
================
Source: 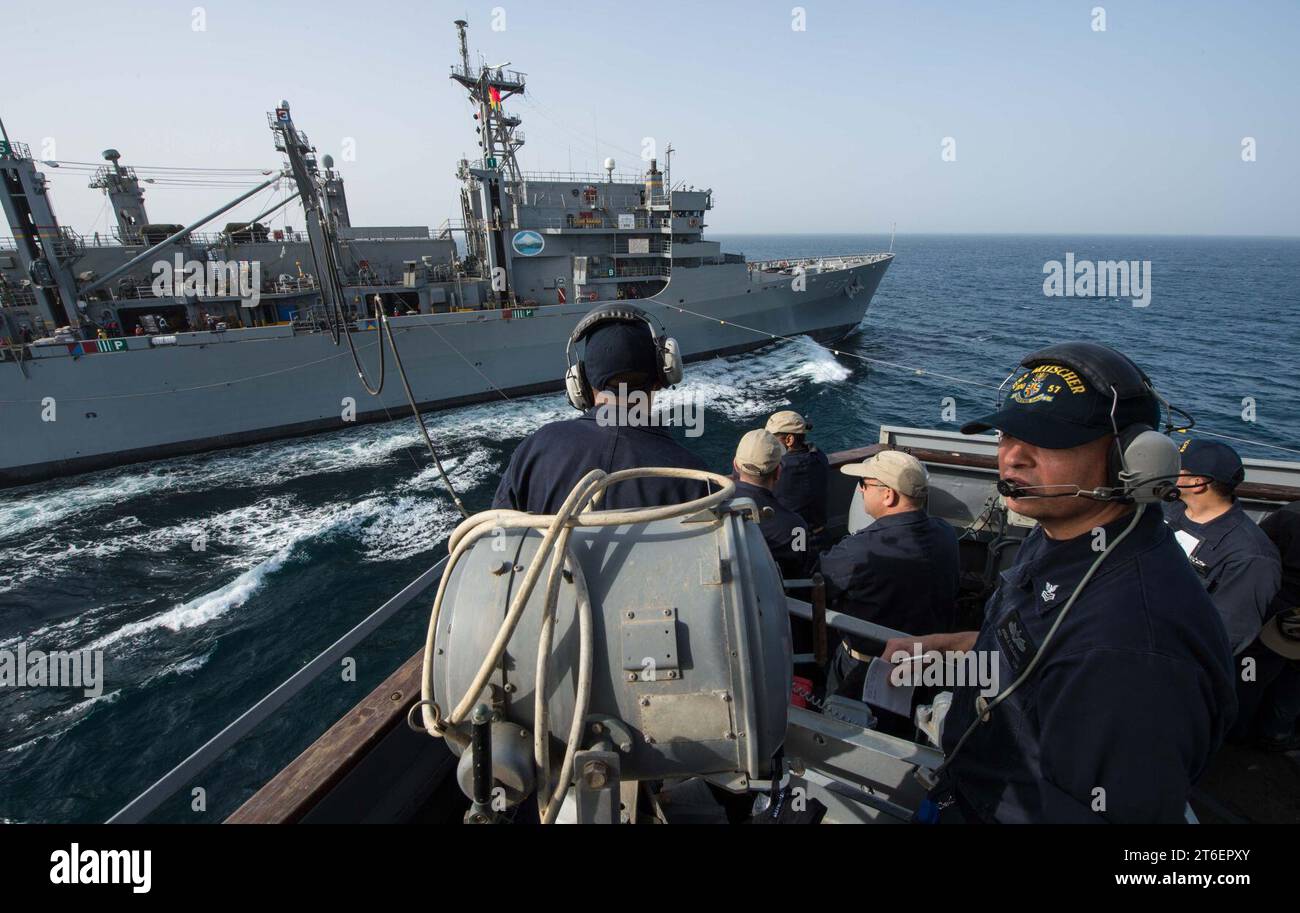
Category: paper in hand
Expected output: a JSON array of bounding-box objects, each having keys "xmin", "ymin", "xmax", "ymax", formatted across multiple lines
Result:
[{"xmin": 862, "ymin": 656, "xmax": 914, "ymax": 717}]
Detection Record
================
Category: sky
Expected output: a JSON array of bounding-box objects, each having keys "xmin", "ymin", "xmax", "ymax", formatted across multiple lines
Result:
[{"xmin": 3, "ymin": 0, "xmax": 1297, "ymax": 237}]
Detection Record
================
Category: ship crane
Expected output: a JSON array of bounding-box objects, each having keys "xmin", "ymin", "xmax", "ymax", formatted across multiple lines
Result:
[
  {"xmin": 0, "ymin": 117, "xmax": 79, "ymax": 328},
  {"xmin": 267, "ymin": 99, "xmax": 354, "ymax": 328}
]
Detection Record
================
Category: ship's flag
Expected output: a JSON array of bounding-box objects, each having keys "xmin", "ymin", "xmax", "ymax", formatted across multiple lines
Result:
[{"xmin": 488, "ymin": 86, "xmax": 502, "ymax": 110}]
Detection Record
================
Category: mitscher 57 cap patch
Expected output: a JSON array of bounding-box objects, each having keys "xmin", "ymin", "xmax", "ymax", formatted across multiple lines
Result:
[{"xmin": 961, "ymin": 362, "xmax": 1157, "ymax": 449}]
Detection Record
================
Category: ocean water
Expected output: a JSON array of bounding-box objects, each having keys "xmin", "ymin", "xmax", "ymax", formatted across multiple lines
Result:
[{"xmin": 1, "ymin": 233, "xmax": 1297, "ymax": 822}]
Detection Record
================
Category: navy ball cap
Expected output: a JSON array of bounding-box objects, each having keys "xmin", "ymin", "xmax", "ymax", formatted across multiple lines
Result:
[{"xmin": 583, "ymin": 321, "xmax": 659, "ymax": 393}]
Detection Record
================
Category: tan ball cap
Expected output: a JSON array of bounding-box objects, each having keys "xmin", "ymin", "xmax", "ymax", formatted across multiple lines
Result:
[
  {"xmin": 840, "ymin": 449, "xmax": 929, "ymax": 498},
  {"xmin": 765, "ymin": 410, "xmax": 812, "ymax": 435},
  {"xmin": 734, "ymin": 429, "xmax": 786, "ymax": 476}
]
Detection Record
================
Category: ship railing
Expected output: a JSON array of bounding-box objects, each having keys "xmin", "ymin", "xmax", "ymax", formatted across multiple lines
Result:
[
  {"xmin": 614, "ymin": 238, "xmax": 671, "ymax": 254},
  {"xmin": 88, "ymin": 164, "xmax": 142, "ymax": 188},
  {"xmin": 0, "ymin": 227, "xmax": 327, "ymax": 253},
  {"xmin": 517, "ymin": 169, "xmax": 646, "ymax": 185},
  {"xmin": 436, "ymin": 219, "xmax": 470, "ymax": 239},
  {"xmin": 290, "ymin": 309, "xmax": 337, "ymax": 331},
  {"xmin": 338, "ymin": 228, "xmax": 433, "ymax": 241},
  {"xmin": 188, "ymin": 229, "xmax": 313, "ymax": 245},
  {"xmin": 103, "ymin": 275, "xmax": 412, "ymax": 301},
  {"xmin": 0, "ymin": 287, "xmax": 40, "ymax": 309},
  {"xmin": 187, "ymin": 231, "xmax": 226, "ymax": 245},
  {"xmin": 449, "ymin": 63, "xmax": 527, "ymax": 87},
  {"xmin": 96, "ymin": 282, "xmax": 280, "ymax": 303},
  {"xmin": 50, "ymin": 227, "xmax": 85, "ymax": 259},
  {"xmin": 526, "ymin": 214, "xmax": 666, "ymax": 231},
  {"xmin": 747, "ymin": 252, "xmax": 893, "ymax": 276},
  {"xmin": 612, "ymin": 262, "xmax": 671, "ymax": 279},
  {"xmin": 645, "ymin": 190, "xmax": 716, "ymax": 209},
  {"xmin": 71, "ymin": 230, "xmax": 140, "ymax": 248},
  {"xmin": 645, "ymin": 191, "xmax": 716, "ymax": 208},
  {"xmin": 108, "ymin": 283, "xmax": 164, "ymax": 301},
  {"xmin": 0, "ymin": 228, "xmax": 88, "ymax": 257},
  {"xmin": 272, "ymin": 277, "xmax": 318, "ymax": 293},
  {"xmin": 0, "ymin": 140, "xmax": 31, "ymax": 159},
  {"xmin": 266, "ymin": 111, "xmax": 311, "ymax": 148}
]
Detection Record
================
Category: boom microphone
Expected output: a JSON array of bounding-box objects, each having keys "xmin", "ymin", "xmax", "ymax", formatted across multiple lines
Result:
[
  {"xmin": 995, "ymin": 479, "xmax": 1136, "ymax": 501},
  {"xmin": 996, "ymin": 480, "xmax": 1083, "ymax": 499}
]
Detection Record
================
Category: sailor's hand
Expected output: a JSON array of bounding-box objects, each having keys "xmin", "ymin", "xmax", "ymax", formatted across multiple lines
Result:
[
  {"xmin": 881, "ymin": 632, "xmax": 978, "ymax": 661},
  {"xmin": 881, "ymin": 636, "xmax": 930, "ymax": 663}
]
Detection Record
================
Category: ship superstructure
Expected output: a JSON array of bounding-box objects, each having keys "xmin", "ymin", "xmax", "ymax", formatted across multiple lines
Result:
[
  {"xmin": 0, "ymin": 126, "xmax": 465, "ymax": 343},
  {"xmin": 0, "ymin": 20, "xmax": 892, "ymax": 488}
]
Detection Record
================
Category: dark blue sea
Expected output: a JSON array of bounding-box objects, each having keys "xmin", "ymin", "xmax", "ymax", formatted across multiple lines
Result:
[{"xmin": 2, "ymin": 234, "xmax": 1298, "ymax": 822}]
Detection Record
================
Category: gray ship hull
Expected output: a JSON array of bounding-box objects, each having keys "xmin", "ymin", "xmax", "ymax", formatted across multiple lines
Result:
[{"xmin": 0, "ymin": 256, "xmax": 890, "ymax": 487}]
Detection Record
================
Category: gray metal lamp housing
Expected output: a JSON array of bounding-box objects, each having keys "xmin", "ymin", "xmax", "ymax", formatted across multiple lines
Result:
[{"xmin": 431, "ymin": 502, "xmax": 792, "ymax": 800}]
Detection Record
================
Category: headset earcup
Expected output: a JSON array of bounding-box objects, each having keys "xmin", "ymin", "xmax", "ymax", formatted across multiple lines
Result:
[
  {"xmin": 1111, "ymin": 424, "xmax": 1149, "ymax": 488},
  {"xmin": 565, "ymin": 363, "xmax": 590, "ymax": 411},
  {"xmin": 661, "ymin": 337, "xmax": 684, "ymax": 385},
  {"xmin": 1114, "ymin": 424, "xmax": 1183, "ymax": 502}
]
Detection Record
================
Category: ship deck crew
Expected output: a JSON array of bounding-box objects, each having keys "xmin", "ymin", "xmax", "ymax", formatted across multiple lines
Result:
[
  {"xmin": 1242, "ymin": 501, "xmax": 1300, "ymax": 750},
  {"xmin": 730, "ymin": 429, "xmax": 814, "ymax": 580},
  {"xmin": 819, "ymin": 449, "xmax": 960, "ymax": 698},
  {"xmin": 767, "ymin": 411, "xmax": 830, "ymax": 545},
  {"xmin": 1252, "ymin": 606, "xmax": 1300, "ymax": 751},
  {"xmin": 887, "ymin": 343, "xmax": 1236, "ymax": 823},
  {"xmin": 1163, "ymin": 440, "xmax": 1282, "ymax": 655},
  {"xmin": 493, "ymin": 304, "xmax": 708, "ymax": 514}
]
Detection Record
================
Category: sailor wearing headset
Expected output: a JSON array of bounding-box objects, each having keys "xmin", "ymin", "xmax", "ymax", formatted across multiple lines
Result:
[
  {"xmin": 884, "ymin": 342, "xmax": 1237, "ymax": 823},
  {"xmin": 493, "ymin": 303, "xmax": 709, "ymax": 514},
  {"xmin": 1164, "ymin": 439, "xmax": 1281, "ymax": 656}
]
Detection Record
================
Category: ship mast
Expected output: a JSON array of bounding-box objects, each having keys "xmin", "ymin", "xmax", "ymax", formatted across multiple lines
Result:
[
  {"xmin": 88, "ymin": 149, "xmax": 151, "ymax": 244},
  {"xmin": 450, "ymin": 19, "xmax": 525, "ymax": 185},
  {"xmin": 450, "ymin": 18, "xmax": 526, "ymax": 307}
]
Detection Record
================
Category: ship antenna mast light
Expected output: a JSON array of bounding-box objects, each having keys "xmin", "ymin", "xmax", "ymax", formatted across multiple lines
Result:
[
  {"xmin": 449, "ymin": 18, "xmax": 527, "ymax": 306},
  {"xmin": 449, "ymin": 19, "xmax": 526, "ymax": 184}
]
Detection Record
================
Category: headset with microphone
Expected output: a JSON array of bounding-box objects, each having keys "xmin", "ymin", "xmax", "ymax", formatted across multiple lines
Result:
[
  {"xmin": 923, "ymin": 342, "xmax": 1192, "ymax": 796},
  {"xmin": 991, "ymin": 342, "xmax": 1184, "ymax": 505},
  {"xmin": 563, "ymin": 303, "xmax": 684, "ymax": 411}
]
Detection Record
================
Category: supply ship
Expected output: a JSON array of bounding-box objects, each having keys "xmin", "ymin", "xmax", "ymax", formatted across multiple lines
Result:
[{"xmin": 0, "ymin": 19, "xmax": 891, "ymax": 488}]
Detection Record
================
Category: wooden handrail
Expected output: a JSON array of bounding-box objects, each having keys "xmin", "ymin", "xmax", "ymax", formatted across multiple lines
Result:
[{"xmin": 226, "ymin": 652, "xmax": 426, "ymax": 823}]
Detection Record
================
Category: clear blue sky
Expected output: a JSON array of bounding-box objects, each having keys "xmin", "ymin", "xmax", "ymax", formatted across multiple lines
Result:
[{"xmin": 5, "ymin": 0, "xmax": 1297, "ymax": 236}]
